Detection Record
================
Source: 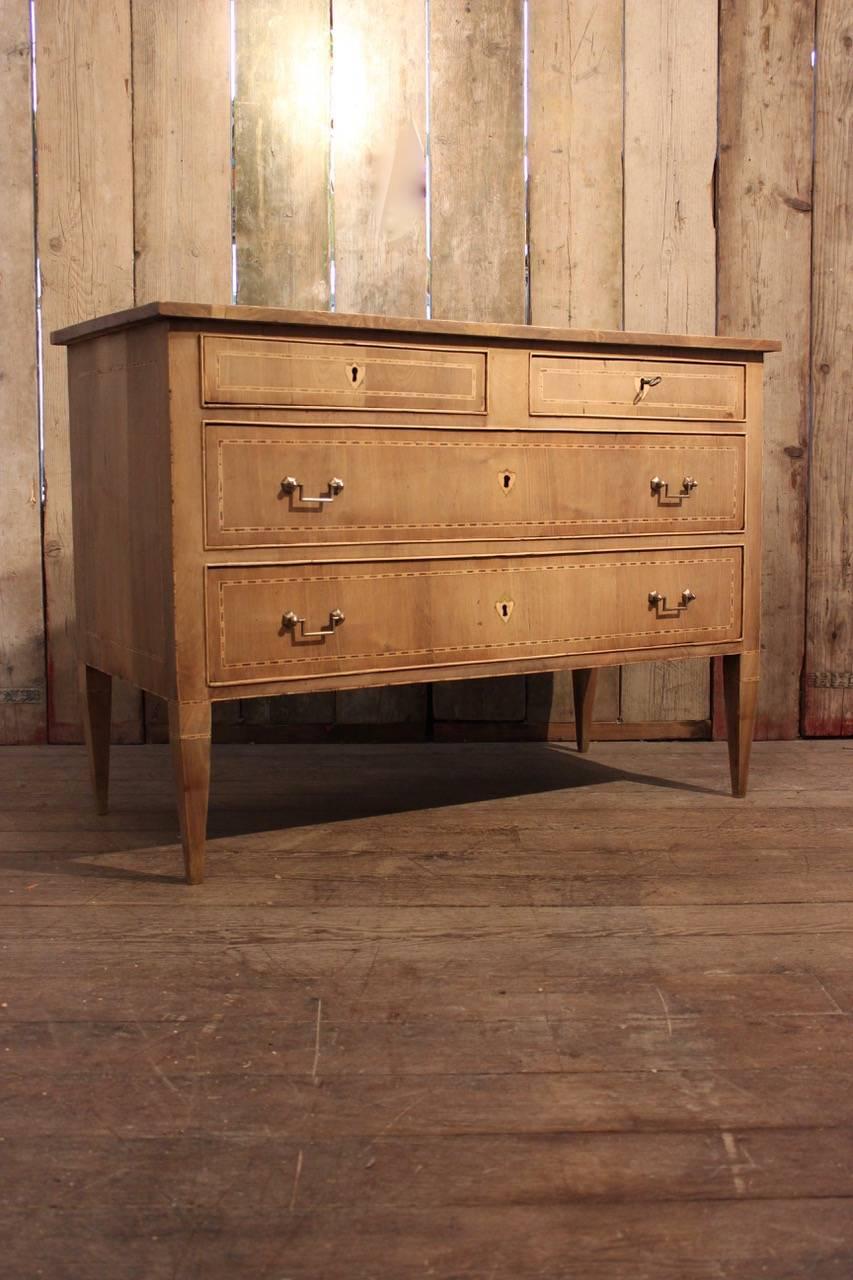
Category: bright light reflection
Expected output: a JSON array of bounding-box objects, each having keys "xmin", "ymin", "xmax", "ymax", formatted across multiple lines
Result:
[{"xmin": 331, "ymin": 22, "xmax": 371, "ymax": 152}]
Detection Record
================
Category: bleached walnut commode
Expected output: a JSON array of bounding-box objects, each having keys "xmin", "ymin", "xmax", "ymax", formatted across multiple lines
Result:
[{"xmin": 53, "ymin": 304, "xmax": 779, "ymax": 883}]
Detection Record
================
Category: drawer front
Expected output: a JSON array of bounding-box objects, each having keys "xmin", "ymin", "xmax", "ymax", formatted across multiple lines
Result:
[
  {"xmin": 204, "ymin": 425, "xmax": 745, "ymax": 548},
  {"xmin": 206, "ymin": 548, "xmax": 742, "ymax": 685},
  {"xmin": 530, "ymin": 354, "xmax": 746, "ymax": 421},
  {"xmin": 202, "ymin": 335, "xmax": 487, "ymax": 413}
]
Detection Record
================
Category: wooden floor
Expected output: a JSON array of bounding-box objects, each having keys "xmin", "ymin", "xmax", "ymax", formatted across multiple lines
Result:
[{"xmin": 2, "ymin": 740, "xmax": 853, "ymax": 1279}]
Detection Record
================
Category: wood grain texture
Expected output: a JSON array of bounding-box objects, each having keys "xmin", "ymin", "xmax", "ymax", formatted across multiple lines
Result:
[
  {"xmin": 59, "ymin": 307, "xmax": 766, "ymax": 807},
  {"xmin": 429, "ymin": 0, "xmax": 526, "ymax": 721},
  {"xmin": 724, "ymin": 649, "xmax": 760, "ymax": 796},
  {"xmin": 432, "ymin": 676, "xmax": 527, "ymax": 723},
  {"xmin": 168, "ymin": 699, "xmax": 211, "ymax": 883},
  {"xmin": 36, "ymin": 0, "xmax": 141, "ymax": 744},
  {"xmin": 525, "ymin": 668, "xmax": 621, "ymax": 733},
  {"xmin": 201, "ymin": 334, "xmax": 486, "ymax": 411},
  {"xmin": 620, "ymin": 0, "xmax": 718, "ymax": 726},
  {"xmin": 131, "ymin": 0, "xmax": 233, "ymax": 739},
  {"xmin": 206, "ymin": 548, "xmax": 742, "ymax": 686},
  {"xmin": 571, "ymin": 668, "xmax": 599, "ymax": 752},
  {"xmin": 203, "ymin": 425, "xmax": 746, "ymax": 549},
  {"xmin": 527, "ymin": 1, "xmax": 624, "ymax": 731},
  {"xmin": 66, "ymin": 326, "xmax": 175, "ymax": 703},
  {"xmin": 804, "ymin": 0, "xmax": 852, "ymax": 736},
  {"xmin": 2, "ymin": 738, "xmax": 853, "ymax": 1277},
  {"xmin": 5, "ymin": 1201, "xmax": 852, "ymax": 1280},
  {"xmin": 52, "ymin": 300, "xmax": 780, "ymax": 351},
  {"xmin": 79, "ymin": 664, "xmax": 111, "ymax": 814},
  {"xmin": 4, "ymin": 1130, "xmax": 852, "ymax": 1208},
  {"xmin": 234, "ymin": 0, "xmax": 330, "ymax": 309},
  {"xmin": 429, "ymin": 0, "xmax": 526, "ymax": 324},
  {"xmin": 332, "ymin": 0, "xmax": 427, "ymax": 318},
  {"xmin": 131, "ymin": 0, "xmax": 232, "ymax": 303},
  {"xmin": 528, "ymin": 0, "xmax": 624, "ymax": 329},
  {"xmin": 0, "ymin": 8, "xmax": 44, "ymax": 744},
  {"xmin": 329, "ymin": 2, "xmax": 429, "ymax": 730},
  {"xmin": 718, "ymin": 0, "xmax": 814, "ymax": 740},
  {"xmin": 233, "ymin": 0, "xmax": 333, "ymax": 728}
]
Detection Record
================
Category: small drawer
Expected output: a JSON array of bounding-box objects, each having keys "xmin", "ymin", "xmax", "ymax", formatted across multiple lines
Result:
[
  {"xmin": 203, "ymin": 425, "xmax": 745, "ymax": 548},
  {"xmin": 530, "ymin": 354, "xmax": 746, "ymax": 421},
  {"xmin": 201, "ymin": 335, "xmax": 487, "ymax": 413},
  {"xmin": 206, "ymin": 548, "xmax": 742, "ymax": 685}
]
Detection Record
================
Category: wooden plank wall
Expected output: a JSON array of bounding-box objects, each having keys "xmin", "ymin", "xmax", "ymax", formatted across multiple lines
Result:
[
  {"xmin": 131, "ymin": 0, "xmax": 232, "ymax": 741},
  {"xmin": 525, "ymin": 0, "xmax": 623, "ymax": 735},
  {"xmin": 131, "ymin": 0, "xmax": 232, "ymax": 305},
  {"xmin": 717, "ymin": 0, "xmax": 815, "ymax": 739},
  {"xmin": 234, "ymin": 0, "xmax": 330, "ymax": 312},
  {"xmin": 2, "ymin": 0, "xmax": 850, "ymax": 743},
  {"xmin": 429, "ymin": 0, "xmax": 527, "ymax": 728},
  {"xmin": 232, "ymin": 0, "xmax": 337, "ymax": 734},
  {"xmin": 620, "ymin": 0, "xmax": 718, "ymax": 730},
  {"xmin": 803, "ymin": 0, "xmax": 852, "ymax": 735},
  {"xmin": 332, "ymin": 0, "xmax": 429, "ymax": 729},
  {"xmin": 0, "ymin": 7, "xmax": 44, "ymax": 743},
  {"xmin": 37, "ymin": 0, "xmax": 141, "ymax": 743}
]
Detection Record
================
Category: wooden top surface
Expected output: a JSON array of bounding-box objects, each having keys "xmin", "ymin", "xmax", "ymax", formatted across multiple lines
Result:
[{"xmin": 50, "ymin": 300, "xmax": 782, "ymax": 352}]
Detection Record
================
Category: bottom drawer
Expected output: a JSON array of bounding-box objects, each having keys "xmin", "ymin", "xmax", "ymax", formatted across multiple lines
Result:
[{"xmin": 206, "ymin": 547, "xmax": 743, "ymax": 686}]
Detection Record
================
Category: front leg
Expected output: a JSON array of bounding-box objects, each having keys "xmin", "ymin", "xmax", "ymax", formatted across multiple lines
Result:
[
  {"xmin": 723, "ymin": 651, "xmax": 759, "ymax": 797},
  {"xmin": 80, "ymin": 663, "xmax": 112, "ymax": 814},
  {"xmin": 168, "ymin": 700, "xmax": 212, "ymax": 884},
  {"xmin": 571, "ymin": 667, "xmax": 599, "ymax": 753}
]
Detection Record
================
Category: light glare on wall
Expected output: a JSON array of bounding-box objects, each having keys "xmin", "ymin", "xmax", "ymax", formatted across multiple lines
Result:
[
  {"xmin": 270, "ymin": 30, "xmax": 329, "ymax": 131},
  {"xmin": 331, "ymin": 23, "xmax": 371, "ymax": 152}
]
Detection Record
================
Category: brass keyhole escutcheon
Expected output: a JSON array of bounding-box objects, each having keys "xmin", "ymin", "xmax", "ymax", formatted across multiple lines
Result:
[
  {"xmin": 349, "ymin": 363, "xmax": 366, "ymax": 390},
  {"xmin": 499, "ymin": 469, "xmax": 516, "ymax": 493},
  {"xmin": 496, "ymin": 599, "xmax": 514, "ymax": 622}
]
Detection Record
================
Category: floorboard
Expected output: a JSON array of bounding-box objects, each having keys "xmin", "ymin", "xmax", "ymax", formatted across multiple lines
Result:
[{"xmin": 1, "ymin": 740, "xmax": 852, "ymax": 1278}]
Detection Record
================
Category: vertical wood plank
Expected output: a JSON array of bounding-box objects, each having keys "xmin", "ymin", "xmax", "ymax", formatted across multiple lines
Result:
[
  {"xmin": 804, "ymin": 0, "xmax": 852, "ymax": 735},
  {"xmin": 528, "ymin": 0, "xmax": 623, "ymax": 329},
  {"xmin": 233, "ymin": 0, "xmax": 335, "ymax": 729},
  {"xmin": 132, "ymin": 0, "xmax": 232, "ymax": 738},
  {"xmin": 234, "ymin": 0, "xmax": 330, "ymax": 309},
  {"xmin": 718, "ymin": 0, "xmax": 815, "ymax": 740},
  {"xmin": 620, "ymin": 0, "xmax": 717, "ymax": 726},
  {"xmin": 333, "ymin": 0, "xmax": 427, "ymax": 318},
  {"xmin": 429, "ymin": 0, "xmax": 526, "ymax": 324},
  {"xmin": 526, "ymin": 0, "xmax": 623, "ymax": 734},
  {"xmin": 37, "ymin": 0, "xmax": 142, "ymax": 743},
  {"xmin": 332, "ymin": 0, "xmax": 428, "ymax": 729},
  {"xmin": 429, "ymin": 0, "xmax": 526, "ymax": 722},
  {"xmin": 0, "ymin": 9, "xmax": 44, "ymax": 743},
  {"xmin": 132, "ymin": 0, "xmax": 232, "ymax": 303}
]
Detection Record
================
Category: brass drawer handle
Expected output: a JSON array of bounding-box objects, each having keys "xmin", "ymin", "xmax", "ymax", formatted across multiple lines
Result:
[
  {"xmin": 281, "ymin": 476, "xmax": 345, "ymax": 503},
  {"xmin": 648, "ymin": 588, "xmax": 696, "ymax": 617},
  {"xmin": 282, "ymin": 608, "xmax": 345, "ymax": 638},
  {"xmin": 634, "ymin": 374, "xmax": 663, "ymax": 404},
  {"xmin": 650, "ymin": 475, "xmax": 699, "ymax": 500}
]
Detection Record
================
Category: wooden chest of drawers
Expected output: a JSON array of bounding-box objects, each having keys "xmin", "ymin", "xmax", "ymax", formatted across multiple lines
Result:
[{"xmin": 53, "ymin": 303, "xmax": 779, "ymax": 883}]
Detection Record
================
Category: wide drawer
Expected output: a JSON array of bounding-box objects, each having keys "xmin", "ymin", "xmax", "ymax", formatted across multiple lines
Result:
[
  {"xmin": 206, "ymin": 547, "xmax": 742, "ymax": 685},
  {"xmin": 201, "ymin": 335, "xmax": 487, "ymax": 413},
  {"xmin": 203, "ymin": 425, "xmax": 745, "ymax": 548},
  {"xmin": 530, "ymin": 354, "xmax": 746, "ymax": 421}
]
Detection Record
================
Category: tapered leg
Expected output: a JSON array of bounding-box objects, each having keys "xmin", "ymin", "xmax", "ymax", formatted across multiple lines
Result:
[
  {"xmin": 723, "ymin": 651, "xmax": 759, "ymax": 797},
  {"xmin": 571, "ymin": 667, "xmax": 599, "ymax": 753},
  {"xmin": 80, "ymin": 663, "xmax": 112, "ymax": 814},
  {"xmin": 168, "ymin": 700, "xmax": 212, "ymax": 884}
]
